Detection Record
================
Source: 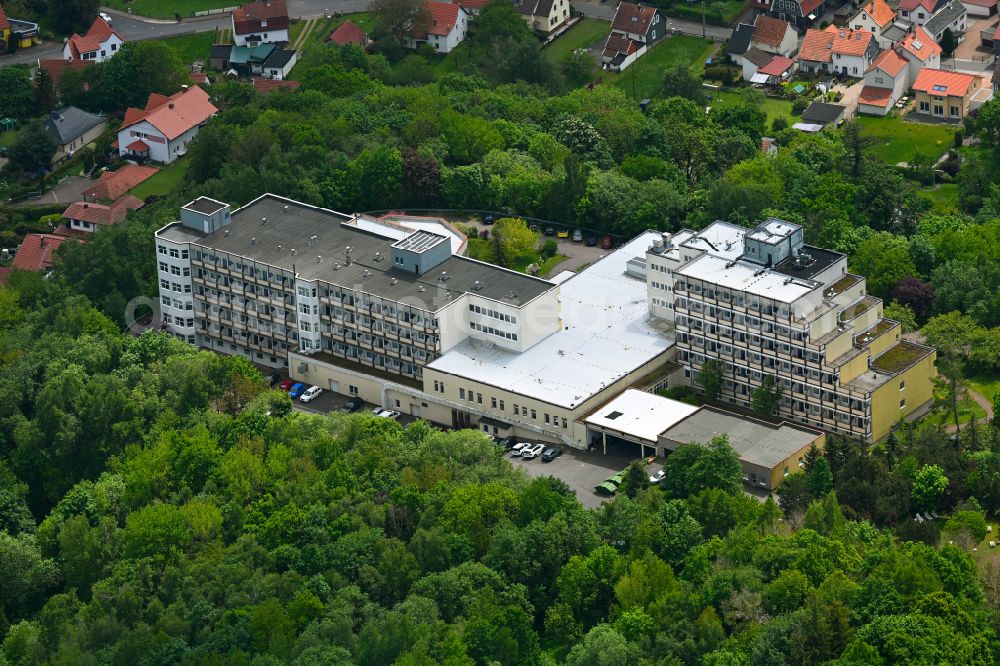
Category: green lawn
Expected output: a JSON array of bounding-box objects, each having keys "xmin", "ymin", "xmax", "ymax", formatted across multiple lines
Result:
[
  {"xmin": 161, "ymin": 31, "xmax": 218, "ymax": 65},
  {"xmin": 854, "ymin": 116, "xmax": 957, "ymax": 165},
  {"xmin": 0, "ymin": 130, "xmax": 19, "ymax": 149},
  {"xmin": 538, "ymin": 254, "xmax": 569, "ymax": 277},
  {"xmin": 542, "ymin": 18, "xmax": 608, "ymax": 65},
  {"xmin": 130, "ymin": 160, "xmax": 190, "ymax": 199},
  {"xmin": 924, "ymin": 396, "xmax": 987, "ymax": 428},
  {"xmin": 967, "ymin": 375, "xmax": 1000, "ymax": 404},
  {"xmin": 104, "ymin": 0, "xmax": 233, "ymax": 18},
  {"xmin": 922, "ymin": 183, "xmax": 959, "ymax": 214},
  {"xmin": 712, "ymin": 90, "xmax": 794, "ymax": 128},
  {"xmin": 607, "ymin": 36, "xmax": 715, "ymax": 100}
]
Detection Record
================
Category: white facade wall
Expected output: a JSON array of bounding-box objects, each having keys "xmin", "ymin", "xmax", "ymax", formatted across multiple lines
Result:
[
  {"xmin": 264, "ymin": 51, "xmax": 297, "ymax": 79},
  {"xmin": 232, "ymin": 24, "xmax": 289, "ymax": 46},
  {"xmin": 118, "ymin": 121, "xmax": 202, "ymax": 164},
  {"xmin": 155, "ymin": 237, "xmax": 196, "ymax": 344}
]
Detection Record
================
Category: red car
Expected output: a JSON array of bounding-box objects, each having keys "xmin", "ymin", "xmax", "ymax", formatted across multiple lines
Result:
[
  {"xmin": 601, "ymin": 236, "xmax": 613, "ymax": 249},
  {"xmin": 278, "ymin": 379, "xmax": 294, "ymax": 392}
]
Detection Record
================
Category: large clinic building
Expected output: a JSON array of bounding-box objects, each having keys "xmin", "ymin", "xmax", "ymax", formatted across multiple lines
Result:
[{"xmin": 156, "ymin": 195, "xmax": 934, "ymax": 450}]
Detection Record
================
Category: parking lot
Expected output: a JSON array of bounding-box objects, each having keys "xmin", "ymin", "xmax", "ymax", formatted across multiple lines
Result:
[{"xmin": 511, "ymin": 444, "xmax": 663, "ymax": 509}]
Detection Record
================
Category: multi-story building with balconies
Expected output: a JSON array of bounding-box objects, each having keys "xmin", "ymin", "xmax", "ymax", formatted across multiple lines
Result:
[{"xmin": 647, "ymin": 218, "xmax": 936, "ymax": 442}]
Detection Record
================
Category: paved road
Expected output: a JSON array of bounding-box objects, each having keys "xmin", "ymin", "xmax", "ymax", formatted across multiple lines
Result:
[
  {"xmin": 572, "ymin": 0, "xmax": 732, "ymax": 40},
  {"xmin": 0, "ymin": 10, "xmax": 229, "ymax": 66},
  {"xmin": 10, "ymin": 175, "xmax": 92, "ymax": 207}
]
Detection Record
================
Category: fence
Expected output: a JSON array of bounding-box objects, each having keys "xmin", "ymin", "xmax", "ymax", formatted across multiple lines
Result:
[{"xmin": 193, "ymin": 6, "xmax": 238, "ymax": 17}]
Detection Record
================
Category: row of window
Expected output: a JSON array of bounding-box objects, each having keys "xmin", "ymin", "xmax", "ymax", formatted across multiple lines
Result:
[
  {"xmin": 159, "ymin": 261, "xmax": 191, "ymax": 277},
  {"xmin": 161, "ymin": 296, "xmax": 193, "ymax": 311},
  {"xmin": 468, "ymin": 303, "xmax": 517, "ymax": 324},
  {"xmin": 160, "ymin": 280, "xmax": 191, "ymax": 294},
  {"xmin": 676, "ymin": 298, "xmax": 807, "ymax": 341},
  {"xmin": 323, "ymin": 339, "xmax": 423, "ymax": 378},
  {"xmin": 194, "ymin": 250, "xmax": 292, "ymax": 285},
  {"xmin": 675, "ymin": 279, "xmax": 793, "ymax": 318},
  {"xmin": 470, "ymin": 321, "xmax": 518, "ymax": 341},
  {"xmin": 200, "ymin": 323, "xmax": 290, "ymax": 351},
  {"xmin": 195, "ymin": 271, "xmax": 291, "ymax": 302},
  {"xmin": 325, "ymin": 290, "xmax": 436, "ymax": 327},
  {"xmin": 196, "ymin": 286, "xmax": 291, "ymax": 318},
  {"xmin": 326, "ymin": 325, "xmax": 429, "ymax": 360},
  {"xmin": 455, "ymin": 387, "xmax": 569, "ymax": 430},
  {"xmin": 324, "ymin": 308, "xmax": 437, "ymax": 346},
  {"xmin": 676, "ymin": 316, "xmax": 823, "ymax": 365},
  {"xmin": 163, "ymin": 314, "xmax": 194, "ymax": 327},
  {"xmin": 157, "ymin": 245, "xmax": 189, "ymax": 259}
]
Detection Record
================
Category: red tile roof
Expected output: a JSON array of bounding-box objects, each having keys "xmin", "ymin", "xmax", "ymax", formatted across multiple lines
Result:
[
  {"xmin": 65, "ymin": 17, "xmax": 124, "ymax": 59},
  {"xmin": 121, "ymin": 86, "xmax": 218, "ymax": 140},
  {"xmin": 189, "ymin": 72, "xmax": 210, "ymax": 85},
  {"xmin": 251, "ymin": 78, "xmax": 301, "ymax": 93},
  {"xmin": 799, "ymin": 25, "xmax": 874, "ymax": 63},
  {"xmin": 327, "ymin": 19, "xmax": 367, "ymax": 45},
  {"xmin": 798, "ymin": 0, "xmax": 825, "ymax": 17},
  {"xmin": 424, "ymin": 1, "xmax": 462, "ymax": 36},
  {"xmin": 62, "ymin": 196, "xmax": 144, "ymax": 226},
  {"xmin": 612, "ymin": 2, "xmax": 659, "ymax": 34},
  {"xmin": 0, "ymin": 4, "xmax": 9, "ymax": 31},
  {"xmin": 758, "ymin": 55, "xmax": 794, "ymax": 76},
  {"xmin": 82, "ymin": 165, "xmax": 160, "ymax": 201},
  {"xmin": 38, "ymin": 58, "xmax": 94, "ymax": 87},
  {"xmin": 11, "ymin": 234, "xmax": 75, "ymax": 274},
  {"xmin": 857, "ymin": 0, "xmax": 895, "ymax": 27},
  {"xmin": 232, "ymin": 0, "xmax": 289, "ymax": 35},
  {"xmin": 458, "ymin": 0, "xmax": 490, "ymax": 9},
  {"xmin": 752, "ymin": 15, "xmax": 791, "ymax": 46},
  {"xmin": 868, "ymin": 48, "xmax": 908, "ymax": 76},
  {"xmin": 858, "ymin": 85, "xmax": 893, "ymax": 106},
  {"xmin": 897, "ymin": 26, "xmax": 942, "ymax": 61},
  {"xmin": 604, "ymin": 31, "xmax": 639, "ymax": 57},
  {"xmin": 913, "ymin": 68, "xmax": 979, "ymax": 97},
  {"xmin": 897, "ymin": 0, "xmax": 935, "ymax": 12}
]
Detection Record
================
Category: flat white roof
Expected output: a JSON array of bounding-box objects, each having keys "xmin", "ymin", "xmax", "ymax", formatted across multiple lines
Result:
[
  {"xmin": 679, "ymin": 221, "xmax": 746, "ymax": 261},
  {"xmin": 427, "ymin": 232, "xmax": 675, "ymax": 409},
  {"xmin": 349, "ymin": 216, "xmax": 466, "ymax": 255},
  {"xmin": 585, "ymin": 389, "xmax": 699, "ymax": 443},
  {"xmin": 747, "ymin": 218, "xmax": 799, "ymax": 243},
  {"xmin": 677, "ymin": 253, "xmax": 815, "ymax": 303}
]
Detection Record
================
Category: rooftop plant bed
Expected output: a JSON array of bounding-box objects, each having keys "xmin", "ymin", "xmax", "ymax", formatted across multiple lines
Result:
[
  {"xmin": 873, "ymin": 342, "xmax": 930, "ymax": 374},
  {"xmin": 840, "ymin": 296, "xmax": 878, "ymax": 321},
  {"xmin": 827, "ymin": 274, "xmax": 860, "ymax": 295}
]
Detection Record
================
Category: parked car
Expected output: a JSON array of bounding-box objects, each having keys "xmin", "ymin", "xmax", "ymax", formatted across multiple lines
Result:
[
  {"xmin": 544, "ymin": 226, "xmax": 556, "ymax": 237},
  {"xmin": 288, "ymin": 383, "xmax": 306, "ymax": 399},
  {"xmin": 557, "ymin": 228, "xmax": 570, "ymax": 239},
  {"xmin": 510, "ymin": 441, "xmax": 530, "ymax": 456},
  {"xmin": 342, "ymin": 397, "xmax": 364, "ymax": 412},
  {"xmin": 278, "ymin": 379, "xmax": 294, "ymax": 392},
  {"xmin": 484, "ymin": 214, "xmax": 494, "ymax": 225},
  {"xmin": 572, "ymin": 229, "xmax": 583, "ymax": 242},
  {"xmin": 99, "ymin": 11, "xmax": 113, "ymax": 24},
  {"xmin": 267, "ymin": 373, "xmax": 283, "ymax": 387},
  {"xmin": 586, "ymin": 235, "xmax": 597, "ymax": 247},
  {"xmin": 601, "ymin": 235, "xmax": 613, "ymax": 249},
  {"xmin": 541, "ymin": 447, "xmax": 562, "ymax": 462},
  {"xmin": 378, "ymin": 409, "xmax": 402, "ymax": 419},
  {"xmin": 299, "ymin": 385, "xmax": 323, "ymax": 402},
  {"xmin": 521, "ymin": 443, "xmax": 546, "ymax": 459},
  {"xmin": 499, "ymin": 435, "xmax": 518, "ymax": 450},
  {"xmin": 649, "ymin": 469, "xmax": 666, "ymax": 484}
]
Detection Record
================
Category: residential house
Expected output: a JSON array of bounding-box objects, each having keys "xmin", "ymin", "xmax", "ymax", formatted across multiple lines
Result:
[
  {"xmin": 750, "ymin": 15, "xmax": 798, "ymax": 56},
  {"xmin": 232, "ymin": 0, "xmax": 289, "ymax": 46},
  {"xmin": 753, "ymin": 55, "xmax": 796, "ymax": 84},
  {"xmin": 961, "ymin": 0, "xmax": 996, "ymax": 17},
  {"xmin": 63, "ymin": 16, "xmax": 124, "ymax": 62},
  {"xmin": 750, "ymin": 0, "xmax": 826, "ymax": 30},
  {"xmin": 37, "ymin": 58, "xmax": 93, "ymax": 90},
  {"xmin": 896, "ymin": 26, "xmax": 942, "ymax": 83},
  {"xmin": 923, "ymin": 1, "xmax": 967, "ymax": 44},
  {"xmin": 896, "ymin": 0, "xmax": 944, "ymax": 25},
  {"xmin": 82, "ymin": 164, "xmax": 159, "ymax": 203},
  {"xmin": 912, "ymin": 67, "xmax": 982, "ymax": 119},
  {"xmin": 227, "ymin": 43, "xmax": 276, "ymax": 77},
  {"xmin": 252, "ymin": 78, "xmax": 301, "ymax": 93},
  {"xmin": 117, "ymin": 86, "xmax": 218, "ymax": 163},
  {"xmin": 858, "ymin": 49, "xmax": 909, "ymax": 114},
  {"xmin": 979, "ymin": 19, "xmax": 1000, "ymax": 53},
  {"xmin": 516, "ymin": 0, "xmax": 572, "ymax": 35},
  {"xmin": 602, "ymin": 1, "xmax": 667, "ymax": 72},
  {"xmin": 850, "ymin": 0, "xmax": 897, "ymax": 46},
  {"xmin": 726, "ymin": 22, "xmax": 755, "ymax": 66},
  {"xmin": 741, "ymin": 45, "xmax": 777, "ymax": 80},
  {"xmin": 0, "ymin": 234, "xmax": 74, "ymax": 283},
  {"xmin": 1, "ymin": 3, "xmax": 39, "ymax": 50},
  {"xmin": 190, "ymin": 72, "xmax": 210, "ymax": 87},
  {"xmin": 41, "ymin": 106, "xmax": 105, "ymax": 165},
  {"xmin": 262, "ymin": 48, "xmax": 296, "ymax": 79},
  {"xmin": 761, "ymin": 136, "xmax": 779, "ymax": 153},
  {"xmin": 402, "ymin": 2, "xmax": 468, "ymax": 54},
  {"xmin": 798, "ymin": 26, "xmax": 879, "ymax": 77},
  {"xmin": 61, "ymin": 196, "xmax": 144, "ymax": 235},
  {"xmin": 326, "ymin": 19, "xmax": 367, "ymax": 46}
]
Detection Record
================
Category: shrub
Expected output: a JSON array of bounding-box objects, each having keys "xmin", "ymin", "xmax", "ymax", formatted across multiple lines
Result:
[
  {"xmin": 771, "ymin": 117, "xmax": 788, "ymax": 133},
  {"xmin": 953, "ymin": 130, "xmax": 963, "ymax": 147},
  {"xmin": 792, "ymin": 98, "xmax": 809, "ymax": 116},
  {"xmin": 540, "ymin": 238, "xmax": 558, "ymax": 260}
]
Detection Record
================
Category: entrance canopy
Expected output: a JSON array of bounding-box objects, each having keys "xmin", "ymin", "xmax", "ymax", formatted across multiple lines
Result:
[{"xmin": 585, "ymin": 389, "xmax": 699, "ymax": 455}]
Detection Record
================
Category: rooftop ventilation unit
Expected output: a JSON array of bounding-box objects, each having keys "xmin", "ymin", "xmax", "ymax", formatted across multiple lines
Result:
[
  {"xmin": 283, "ymin": 205, "xmax": 289, "ymax": 212},
  {"xmin": 472, "ymin": 280, "xmax": 483, "ymax": 291},
  {"xmin": 250, "ymin": 237, "xmax": 256, "ymax": 245},
  {"xmin": 317, "ymin": 255, "xmax": 323, "ymax": 263},
  {"xmin": 439, "ymin": 271, "xmax": 450, "ymax": 282},
  {"xmin": 261, "ymin": 217, "xmax": 268, "ymax": 224}
]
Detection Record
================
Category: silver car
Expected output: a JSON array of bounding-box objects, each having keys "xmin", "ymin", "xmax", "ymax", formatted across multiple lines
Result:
[{"xmin": 520, "ymin": 443, "xmax": 546, "ymax": 459}]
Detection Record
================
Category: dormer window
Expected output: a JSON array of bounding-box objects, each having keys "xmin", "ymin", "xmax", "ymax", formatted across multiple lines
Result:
[{"xmin": 261, "ymin": 19, "xmax": 268, "ymax": 27}]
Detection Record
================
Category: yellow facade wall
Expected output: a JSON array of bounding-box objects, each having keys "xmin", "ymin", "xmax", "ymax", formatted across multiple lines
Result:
[{"xmin": 870, "ymin": 350, "xmax": 937, "ymax": 441}]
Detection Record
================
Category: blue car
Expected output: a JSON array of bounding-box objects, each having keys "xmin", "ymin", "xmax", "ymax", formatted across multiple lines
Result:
[{"xmin": 288, "ymin": 382, "xmax": 306, "ymax": 399}]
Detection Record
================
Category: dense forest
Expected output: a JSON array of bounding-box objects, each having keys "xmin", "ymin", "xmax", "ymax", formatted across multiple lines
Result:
[{"xmin": 2, "ymin": 1, "xmax": 1000, "ymax": 663}]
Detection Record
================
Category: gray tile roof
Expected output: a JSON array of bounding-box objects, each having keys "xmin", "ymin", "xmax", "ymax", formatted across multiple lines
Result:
[
  {"xmin": 727, "ymin": 22, "xmax": 754, "ymax": 55},
  {"xmin": 924, "ymin": 0, "xmax": 966, "ymax": 36},
  {"xmin": 41, "ymin": 107, "xmax": 104, "ymax": 145}
]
